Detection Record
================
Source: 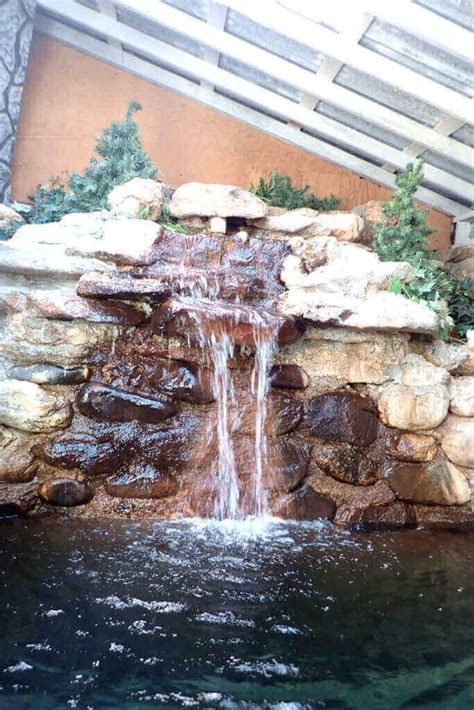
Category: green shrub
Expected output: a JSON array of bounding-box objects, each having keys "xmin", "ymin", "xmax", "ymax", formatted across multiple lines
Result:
[
  {"xmin": 29, "ymin": 101, "xmax": 157, "ymax": 223},
  {"xmin": 374, "ymin": 161, "xmax": 474, "ymax": 340},
  {"xmin": 249, "ymin": 171, "xmax": 340, "ymax": 211}
]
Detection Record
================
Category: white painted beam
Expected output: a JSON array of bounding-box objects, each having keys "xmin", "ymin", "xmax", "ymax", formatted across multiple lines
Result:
[
  {"xmin": 111, "ymin": 0, "xmax": 473, "ymax": 169},
  {"xmin": 348, "ymin": 0, "xmax": 474, "ymax": 66},
  {"xmin": 222, "ymin": 0, "xmax": 474, "ymax": 125},
  {"xmin": 201, "ymin": 2, "xmax": 228, "ymax": 91},
  {"xmin": 34, "ymin": 12, "xmax": 467, "ymax": 218},
  {"xmin": 35, "ymin": 0, "xmax": 474, "ymax": 200},
  {"xmin": 97, "ymin": 0, "xmax": 122, "ymax": 51}
]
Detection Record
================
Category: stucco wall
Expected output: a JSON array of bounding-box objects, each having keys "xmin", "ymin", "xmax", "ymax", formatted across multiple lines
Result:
[{"xmin": 11, "ymin": 34, "xmax": 452, "ymax": 249}]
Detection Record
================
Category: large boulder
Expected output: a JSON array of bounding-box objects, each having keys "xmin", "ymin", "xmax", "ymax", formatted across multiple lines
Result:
[
  {"xmin": 107, "ymin": 178, "xmax": 164, "ymax": 220},
  {"xmin": 449, "ymin": 376, "xmax": 474, "ymax": 417},
  {"xmin": 169, "ymin": 183, "xmax": 267, "ymax": 219},
  {"xmin": 279, "ymin": 237, "xmax": 438, "ymax": 335},
  {"xmin": 438, "ymin": 415, "xmax": 474, "ymax": 468},
  {"xmin": 253, "ymin": 209, "xmax": 364, "ymax": 242},
  {"xmin": 378, "ymin": 383, "xmax": 449, "ymax": 431},
  {"xmin": 278, "ymin": 328, "xmax": 409, "ymax": 387},
  {"xmin": 10, "ymin": 216, "xmax": 162, "ymax": 267},
  {"xmin": 385, "ymin": 460, "xmax": 471, "ymax": 506},
  {"xmin": 305, "ymin": 391, "xmax": 378, "ymax": 446},
  {"xmin": 0, "ymin": 379, "xmax": 72, "ymax": 432},
  {"xmin": 312, "ymin": 441, "xmax": 380, "ymax": 484}
]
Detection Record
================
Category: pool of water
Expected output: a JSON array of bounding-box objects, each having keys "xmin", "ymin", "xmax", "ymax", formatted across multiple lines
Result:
[{"xmin": 1, "ymin": 518, "xmax": 474, "ymax": 709}]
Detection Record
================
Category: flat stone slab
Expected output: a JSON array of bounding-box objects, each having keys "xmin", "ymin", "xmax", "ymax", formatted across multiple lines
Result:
[
  {"xmin": 151, "ymin": 297, "xmax": 301, "ymax": 347},
  {"xmin": 0, "ymin": 243, "xmax": 113, "ymax": 278},
  {"xmin": 77, "ymin": 383, "xmax": 177, "ymax": 424},
  {"xmin": 5, "ymin": 288, "xmax": 147, "ymax": 325},
  {"xmin": 169, "ymin": 182, "xmax": 267, "ymax": 219}
]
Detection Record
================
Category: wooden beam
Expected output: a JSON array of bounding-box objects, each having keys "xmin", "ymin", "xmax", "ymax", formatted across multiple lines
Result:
[
  {"xmin": 111, "ymin": 0, "xmax": 473, "ymax": 169},
  {"xmin": 223, "ymin": 0, "xmax": 474, "ymax": 126},
  {"xmin": 35, "ymin": 0, "xmax": 473, "ymax": 200},
  {"xmin": 34, "ymin": 12, "xmax": 467, "ymax": 218}
]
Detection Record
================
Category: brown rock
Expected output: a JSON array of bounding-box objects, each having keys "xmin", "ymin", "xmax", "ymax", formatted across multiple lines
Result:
[
  {"xmin": 150, "ymin": 361, "xmax": 214, "ymax": 404},
  {"xmin": 385, "ymin": 460, "xmax": 471, "ymax": 506},
  {"xmin": 77, "ymin": 271, "xmax": 172, "ymax": 301},
  {"xmin": 38, "ymin": 477, "xmax": 94, "ymax": 507},
  {"xmin": 39, "ymin": 434, "xmax": 126, "ymax": 476},
  {"xmin": 19, "ymin": 290, "xmax": 147, "ymax": 326},
  {"xmin": 308, "ymin": 465, "xmax": 395, "ymax": 510},
  {"xmin": 151, "ymin": 298, "xmax": 302, "ymax": 347},
  {"xmin": 385, "ymin": 431, "xmax": 437, "ymax": 463},
  {"xmin": 8, "ymin": 364, "xmax": 90, "ymax": 385},
  {"xmin": 105, "ymin": 463, "xmax": 178, "ymax": 498},
  {"xmin": 270, "ymin": 364, "xmax": 309, "ymax": 390},
  {"xmin": 272, "ymin": 484, "xmax": 336, "ymax": 521},
  {"xmin": 352, "ymin": 200, "xmax": 387, "ymax": 241},
  {"xmin": 306, "ymin": 391, "xmax": 378, "ymax": 446},
  {"xmin": 414, "ymin": 504, "xmax": 474, "ymax": 530},
  {"xmin": 77, "ymin": 383, "xmax": 177, "ymax": 424},
  {"xmin": 446, "ymin": 243, "xmax": 474, "ymax": 264},
  {"xmin": 0, "ymin": 480, "xmax": 38, "ymax": 515},
  {"xmin": 438, "ymin": 415, "xmax": 474, "ymax": 468},
  {"xmin": 231, "ymin": 392, "xmax": 303, "ymax": 436},
  {"xmin": 336, "ymin": 501, "xmax": 416, "ymax": 529},
  {"xmin": 312, "ymin": 441, "xmax": 379, "ymax": 485}
]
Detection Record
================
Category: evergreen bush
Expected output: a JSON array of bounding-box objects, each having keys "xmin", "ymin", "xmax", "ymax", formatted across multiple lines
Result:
[
  {"xmin": 249, "ymin": 171, "xmax": 340, "ymax": 211},
  {"xmin": 29, "ymin": 101, "xmax": 157, "ymax": 223},
  {"xmin": 374, "ymin": 161, "xmax": 474, "ymax": 339}
]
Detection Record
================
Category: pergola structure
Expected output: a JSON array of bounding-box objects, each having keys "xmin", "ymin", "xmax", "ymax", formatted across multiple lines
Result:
[{"xmin": 5, "ymin": 0, "xmax": 474, "ymax": 224}]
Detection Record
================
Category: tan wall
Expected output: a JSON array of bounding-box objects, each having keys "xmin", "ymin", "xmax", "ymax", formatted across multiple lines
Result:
[{"xmin": 11, "ymin": 34, "xmax": 452, "ymax": 249}]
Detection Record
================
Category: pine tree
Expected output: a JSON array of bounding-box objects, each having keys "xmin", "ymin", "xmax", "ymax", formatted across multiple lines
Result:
[
  {"xmin": 30, "ymin": 101, "xmax": 157, "ymax": 221},
  {"xmin": 374, "ymin": 161, "xmax": 433, "ymax": 263}
]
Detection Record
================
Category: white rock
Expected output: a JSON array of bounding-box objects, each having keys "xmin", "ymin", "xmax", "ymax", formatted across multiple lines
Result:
[
  {"xmin": 0, "ymin": 204, "xmax": 23, "ymax": 231},
  {"xmin": 0, "ymin": 242, "xmax": 113, "ymax": 279},
  {"xmin": 438, "ymin": 415, "xmax": 474, "ymax": 468},
  {"xmin": 392, "ymin": 354, "xmax": 449, "ymax": 388},
  {"xmin": 310, "ymin": 213, "xmax": 364, "ymax": 242},
  {"xmin": 67, "ymin": 220, "xmax": 162, "ymax": 265},
  {"xmin": 0, "ymin": 379, "xmax": 72, "ymax": 432},
  {"xmin": 169, "ymin": 183, "xmax": 267, "ymax": 219},
  {"xmin": 107, "ymin": 178, "xmax": 164, "ymax": 221},
  {"xmin": 253, "ymin": 207, "xmax": 320, "ymax": 234},
  {"xmin": 449, "ymin": 376, "xmax": 474, "ymax": 417},
  {"xmin": 416, "ymin": 341, "xmax": 470, "ymax": 373},
  {"xmin": 378, "ymin": 383, "xmax": 450, "ymax": 430}
]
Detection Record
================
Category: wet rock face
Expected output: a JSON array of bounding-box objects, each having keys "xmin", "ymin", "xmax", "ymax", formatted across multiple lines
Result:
[
  {"xmin": 270, "ymin": 364, "xmax": 309, "ymax": 390},
  {"xmin": 272, "ymin": 485, "xmax": 336, "ymax": 521},
  {"xmin": 150, "ymin": 361, "xmax": 214, "ymax": 404},
  {"xmin": 335, "ymin": 501, "xmax": 417, "ymax": 530},
  {"xmin": 40, "ymin": 435, "xmax": 126, "ymax": 477},
  {"xmin": 38, "ymin": 477, "xmax": 94, "ymax": 507},
  {"xmin": 306, "ymin": 391, "xmax": 378, "ymax": 446},
  {"xmin": 105, "ymin": 463, "xmax": 178, "ymax": 499},
  {"xmin": 230, "ymin": 392, "xmax": 303, "ymax": 436},
  {"xmin": 312, "ymin": 441, "xmax": 379, "ymax": 485},
  {"xmin": 151, "ymin": 298, "xmax": 301, "ymax": 348},
  {"xmin": 77, "ymin": 383, "xmax": 177, "ymax": 424},
  {"xmin": 385, "ymin": 431, "xmax": 437, "ymax": 463}
]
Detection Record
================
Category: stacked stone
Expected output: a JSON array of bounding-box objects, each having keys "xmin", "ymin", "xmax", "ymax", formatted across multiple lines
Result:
[{"xmin": 0, "ymin": 178, "xmax": 472, "ymax": 529}]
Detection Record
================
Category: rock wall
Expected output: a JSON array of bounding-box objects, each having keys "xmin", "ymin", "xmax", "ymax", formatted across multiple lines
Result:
[
  {"xmin": 0, "ymin": 0, "xmax": 36, "ymax": 203},
  {"xmin": 0, "ymin": 180, "xmax": 473, "ymax": 530}
]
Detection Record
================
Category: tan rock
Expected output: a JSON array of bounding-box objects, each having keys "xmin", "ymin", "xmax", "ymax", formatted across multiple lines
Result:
[
  {"xmin": 395, "ymin": 354, "xmax": 449, "ymax": 388},
  {"xmin": 0, "ymin": 313, "xmax": 119, "ymax": 367},
  {"xmin": 0, "ymin": 379, "xmax": 72, "ymax": 433},
  {"xmin": 446, "ymin": 243, "xmax": 474, "ymax": 264},
  {"xmin": 352, "ymin": 200, "xmax": 387, "ymax": 241},
  {"xmin": 0, "ymin": 426, "xmax": 39, "ymax": 482},
  {"xmin": 252, "ymin": 207, "xmax": 320, "ymax": 234},
  {"xmin": 311, "ymin": 213, "xmax": 364, "ymax": 242},
  {"xmin": 278, "ymin": 329, "xmax": 408, "ymax": 386},
  {"xmin": 385, "ymin": 431, "xmax": 437, "ymax": 462},
  {"xmin": 378, "ymin": 383, "xmax": 449, "ymax": 430},
  {"xmin": 449, "ymin": 258, "xmax": 474, "ymax": 281},
  {"xmin": 454, "ymin": 347, "xmax": 474, "ymax": 376},
  {"xmin": 385, "ymin": 460, "xmax": 471, "ymax": 506},
  {"xmin": 0, "ymin": 480, "xmax": 38, "ymax": 514},
  {"xmin": 449, "ymin": 376, "xmax": 474, "ymax": 416},
  {"xmin": 438, "ymin": 415, "xmax": 474, "ymax": 468},
  {"xmin": 169, "ymin": 183, "xmax": 267, "ymax": 219},
  {"xmin": 416, "ymin": 341, "xmax": 470, "ymax": 373},
  {"xmin": 107, "ymin": 178, "xmax": 164, "ymax": 220}
]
